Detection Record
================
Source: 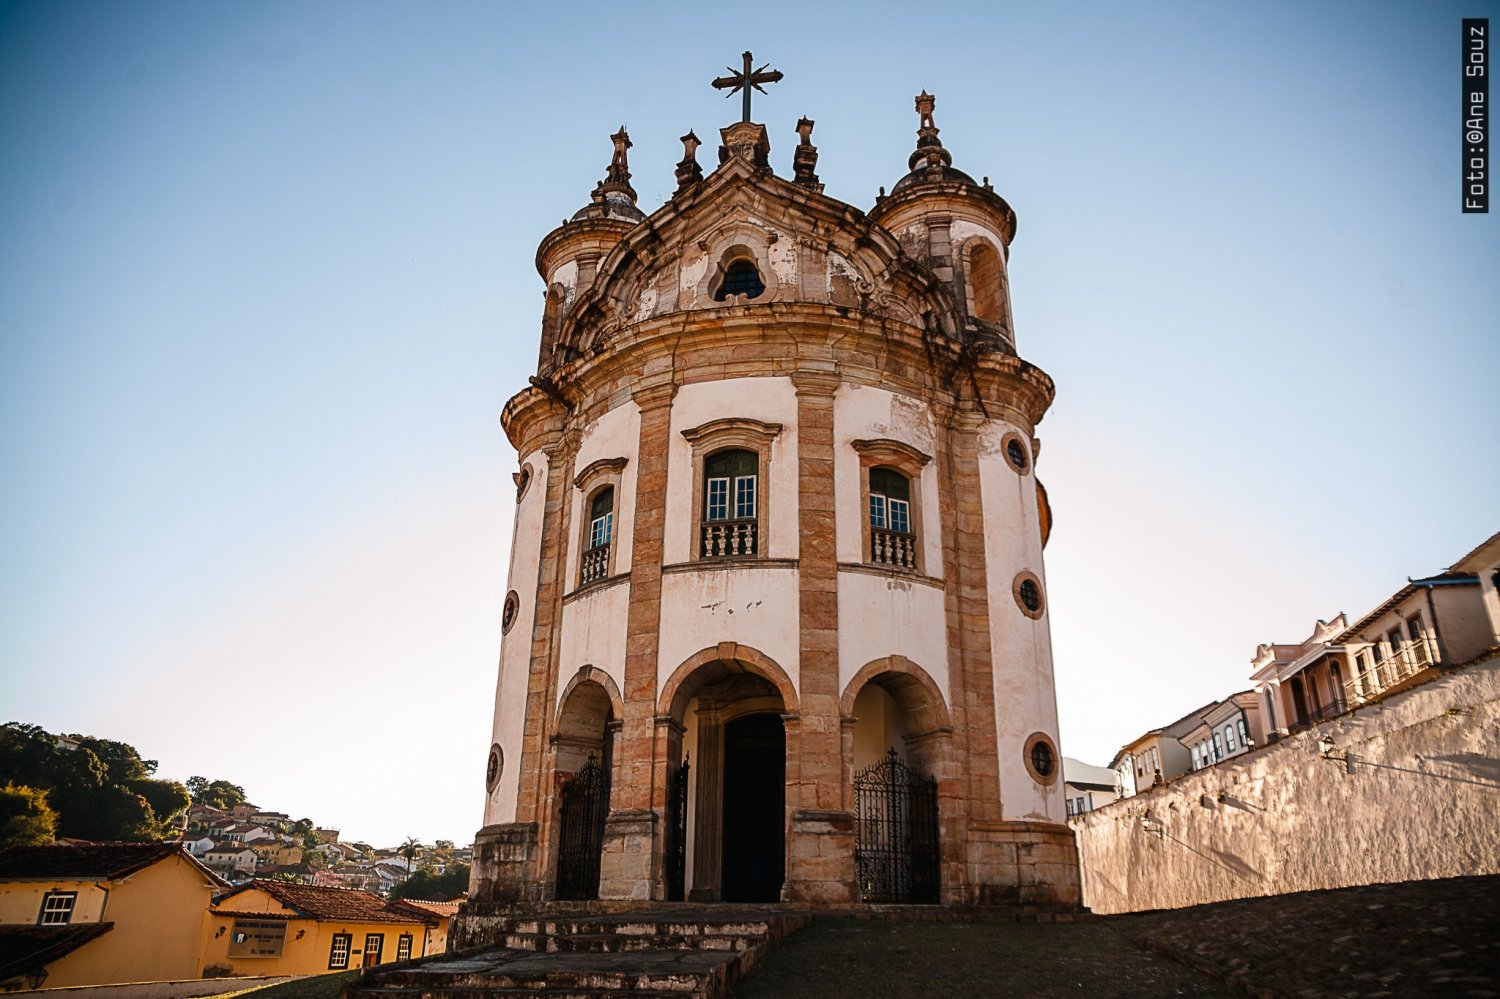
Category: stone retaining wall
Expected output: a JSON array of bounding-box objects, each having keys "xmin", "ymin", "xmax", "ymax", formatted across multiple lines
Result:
[{"xmin": 1072, "ymin": 653, "xmax": 1500, "ymax": 914}]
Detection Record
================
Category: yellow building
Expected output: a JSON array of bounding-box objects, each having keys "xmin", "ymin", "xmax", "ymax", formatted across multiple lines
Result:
[
  {"xmin": 201, "ymin": 880, "xmax": 435, "ymax": 976},
  {"xmin": 386, "ymin": 898, "xmax": 460, "ymax": 955},
  {"xmin": 0, "ymin": 843, "xmax": 225, "ymax": 991}
]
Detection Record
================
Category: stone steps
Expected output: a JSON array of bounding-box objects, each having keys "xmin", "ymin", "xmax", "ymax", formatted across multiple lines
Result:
[{"xmin": 346, "ymin": 910, "xmax": 811, "ymax": 999}]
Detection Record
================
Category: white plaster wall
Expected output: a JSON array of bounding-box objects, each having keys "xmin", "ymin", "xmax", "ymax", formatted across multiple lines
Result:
[
  {"xmin": 484, "ymin": 449, "xmax": 549, "ymax": 828},
  {"xmin": 836, "ymin": 571, "xmax": 949, "ymax": 700},
  {"xmin": 564, "ymin": 402, "xmax": 642, "ymax": 594},
  {"xmin": 976, "ymin": 418, "xmax": 1062, "ymax": 824},
  {"xmin": 832, "ymin": 383, "xmax": 942, "ymax": 575},
  {"xmin": 663, "ymin": 377, "xmax": 800, "ymax": 564},
  {"xmin": 555, "ymin": 583, "xmax": 632, "ymax": 715},
  {"xmin": 656, "ymin": 567, "xmax": 801, "ymax": 703},
  {"xmin": 1073, "ymin": 656, "xmax": 1500, "ymax": 914}
]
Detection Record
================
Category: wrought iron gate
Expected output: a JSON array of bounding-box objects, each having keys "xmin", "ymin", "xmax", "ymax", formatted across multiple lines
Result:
[
  {"xmin": 854, "ymin": 748, "xmax": 939, "ymax": 903},
  {"xmin": 556, "ymin": 754, "xmax": 610, "ymax": 900},
  {"xmin": 663, "ymin": 757, "xmax": 691, "ymax": 901}
]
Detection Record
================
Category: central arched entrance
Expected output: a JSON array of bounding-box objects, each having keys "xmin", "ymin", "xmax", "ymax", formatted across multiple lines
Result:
[
  {"xmin": 721, "ymin": 712, "xmax": 785, "ymax": 902},
  {"xmin": 657, "ymin": 644, "xmax": 797, "ymax": 904}
]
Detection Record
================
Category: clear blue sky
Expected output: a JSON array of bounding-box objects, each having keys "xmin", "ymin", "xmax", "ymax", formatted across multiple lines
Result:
[{"xmin": 2, "ymin": 1, "xmax": 1495, "ymax": 846}]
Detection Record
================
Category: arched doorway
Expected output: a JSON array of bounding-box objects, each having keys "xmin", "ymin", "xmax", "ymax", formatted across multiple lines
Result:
[
  {"xmin": 657, "ymin": 646, "xmax": 796, "ymax": 904},
  {"xmin": 721, "ymin": 712, "xmax": 785, "ymax": 902},
  {"xmin": 552, "ymin": 676, "xmax": 617, "ymax": 901},
  {"xmin": 841, "ymin": 659, "xmax": 953, "ymax": 905}
]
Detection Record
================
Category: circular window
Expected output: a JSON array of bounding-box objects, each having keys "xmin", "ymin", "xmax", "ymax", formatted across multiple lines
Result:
[
  {"xmin": 1023, "ymin": 732, "xmax": 1059, "ymax": 786},
  {"xmin": 1013, "ymin": 571, "xmax": 1045, "ymax": 619},
  {"xmin": 501, "ymin": 591, "xmax": 520, "ymax": 634},
  {"xmin": 485, "ymin": 744, "xmax": 504, "ymax": 793},
  {"xmin": 1000, "ymin": 432, "xmax": 1030, "ymax": 474}
]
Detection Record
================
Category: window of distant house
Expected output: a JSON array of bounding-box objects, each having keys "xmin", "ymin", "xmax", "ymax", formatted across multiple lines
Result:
[
  {"xmin": 1237, "ymin": 717, "xmax": 1248, "ymax": 747},
  {"xmin": 328, "ymin": 933, "xmax": 352, "ymax": 970},
  {"xmin": 1191, "ymin": 745, "xmax": 1201, "ymax": 770},
  {"xmin": 397, "ymin": 934, "xmax": 413, "ymax": 962},
  {"xmin": 714, "ymin": 258, "xmax": 765, "ymax": 301},
  {"xmin": 1212, "ymin": 732, "xmax": 1224, "ymax": 761},
  {"xmin": 363, "ymin": 933, "xmax": 383, "ymax": 966},
  {"xmin": 38, "ymin": 892, "xmax": 76, "ymax": 925},
  {"xmin": 1223, "ymin": 724, "xmax": 1236, "ymax": 753}
]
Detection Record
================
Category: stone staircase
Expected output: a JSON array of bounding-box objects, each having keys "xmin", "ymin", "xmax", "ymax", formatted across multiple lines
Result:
[{"xmin": 344, "ymin": 910, "xmax": 811, "ymax": 999}]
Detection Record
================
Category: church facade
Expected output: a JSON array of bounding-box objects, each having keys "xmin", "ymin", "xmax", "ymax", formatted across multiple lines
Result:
[{"xmin": 470, "ymin": 77, "xmax": 1080, "ymax": 911}]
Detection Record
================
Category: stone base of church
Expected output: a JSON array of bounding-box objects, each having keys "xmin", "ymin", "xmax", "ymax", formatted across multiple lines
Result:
[
  {"xmin": 460, "ymin": 817, "xmax": 1082, "ymax": 938},
  {"xmin": 597, "ymin": 808, "xmax": 659, "ymax": 900},
  {"xmin": 962, "ymin": 820, "xmax": 1082, "ymax": 908},
  {"xmin": 467, "ymin": 821, "xmax": 540, "ymax": 906},
  {"xmin": 784, "ymin": 809, "xmax": 857, "ymax": 905}
]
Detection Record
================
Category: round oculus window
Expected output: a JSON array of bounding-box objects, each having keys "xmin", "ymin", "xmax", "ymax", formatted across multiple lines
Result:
[
  {"xmin": 1007, "ymin": 438, "xmax": 1029, "ymax": 471},
  {"xmin": 1000, "ymin": 431, "xmax": 1031, "ymax": 474},
  {"xmin": 1023, "ymin": 732, "xmax": 1059, "ymax": 786},
  {"xmin": 1013, "ymin": 572, "xmax": 1045, "ymax": 619},
  {"xmin": 485, "ymin": 744, "xmax": 504, "ymax": 793},
  {"xmin": 501, "ymin": 591, "xmax": 520, "ymax": 634}
]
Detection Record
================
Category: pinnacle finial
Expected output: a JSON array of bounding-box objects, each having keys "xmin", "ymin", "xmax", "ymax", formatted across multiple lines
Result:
[
  {"xmin": 601, "ymin": 126, "xmax": 637, "ymax": 203},
  {"xmin": 909, "ymin": 90, "xmax": 952, "ymax": 172},
  {"xmin": 674, "ymin": 130, "xmax": 704, "ymax": 195},
  {"xmin": 793, "ymin": 117, "xmax": 821, "ymax": 190}
]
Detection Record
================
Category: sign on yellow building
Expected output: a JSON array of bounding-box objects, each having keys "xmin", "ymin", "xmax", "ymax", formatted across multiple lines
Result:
[{"xmin": 201, "ymin": 880, "xmax": 437, "ymax": 977}]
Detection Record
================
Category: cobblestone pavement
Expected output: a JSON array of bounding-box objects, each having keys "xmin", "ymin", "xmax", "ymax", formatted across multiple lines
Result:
[{"xmin": 1108, "ymin": 875, "xmax": 1500, "ymax": 999}]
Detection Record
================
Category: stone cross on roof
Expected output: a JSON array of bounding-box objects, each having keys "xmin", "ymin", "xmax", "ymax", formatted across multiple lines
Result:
[{"xmin": 711, "ymin": 51, "xmax": 783, "ymax": 123}]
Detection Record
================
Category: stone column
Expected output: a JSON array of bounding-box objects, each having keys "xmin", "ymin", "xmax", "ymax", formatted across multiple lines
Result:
[
  {"xmin": 785, "ymin": 367, "xmax": 856, "ymax": 904},
  {"xmin": 598, "ymin": 377, "xmax": 676, "ymax": 900}
]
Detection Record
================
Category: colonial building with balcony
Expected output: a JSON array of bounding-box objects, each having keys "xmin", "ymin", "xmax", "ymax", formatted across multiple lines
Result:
[
  {"xmin": 1252, "ymin": 530, "xmax": 1499, "ymax": 737},
  {"xmin": 466, "ymin": 78, "xmax": 1078, "ymax": 917}
]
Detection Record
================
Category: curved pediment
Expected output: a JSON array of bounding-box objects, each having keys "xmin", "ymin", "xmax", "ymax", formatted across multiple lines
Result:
[{"xmin": 546, "ymin": 161, "xmax": 963, "ymax": 368}]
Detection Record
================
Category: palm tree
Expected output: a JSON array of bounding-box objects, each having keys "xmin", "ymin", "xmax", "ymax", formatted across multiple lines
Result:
[{"xmin": 399, "ymin": 836, "xmax": 421, "ymax": 881}]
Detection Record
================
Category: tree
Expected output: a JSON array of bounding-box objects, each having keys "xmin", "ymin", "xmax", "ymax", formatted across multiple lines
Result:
[
  {"xmin": 399, "ymin": 837, "xmax": 421, "ymax": 881},
  {"xmin": 389, "ymin": 862, "xmax": 469, "ymax": 902},
  {"xmin": 0, "ymin": 784, "xmax": 57, "ymax": 848},
  {"xmin": 1, "ymin": 723, "xmax": 189, "ymax": 841},
  {"xmin": 185, "ymin": 776, "xmax": 246, "ymax": 809}
]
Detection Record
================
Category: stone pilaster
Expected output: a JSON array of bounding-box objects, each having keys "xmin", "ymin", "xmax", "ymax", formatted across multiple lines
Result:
[
  {"xmin": 599, "ymin": 377, "xmax": 676, "ymax": 900},
  {"xmin": 945, "ymin": 409, "xmax": 1006, "ymax": 902},
  {"xmin": 785, "ymin": 367, "xmax": 856, "ymax": 904}
]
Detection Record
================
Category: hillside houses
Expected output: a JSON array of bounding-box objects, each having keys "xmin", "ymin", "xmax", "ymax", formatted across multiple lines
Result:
[{"xmin": 173, "ymin": 802, "xmax": 471, "ymax": 895}]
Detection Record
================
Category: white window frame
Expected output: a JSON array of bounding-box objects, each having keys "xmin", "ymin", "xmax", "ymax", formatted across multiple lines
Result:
[
  {"xmin": 39, "ymin": 892, "xmax": 77, "ymax": 925},
  {"xmin": 328, "ymin": 933, "xmax": 352, "ymax": 970}
]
